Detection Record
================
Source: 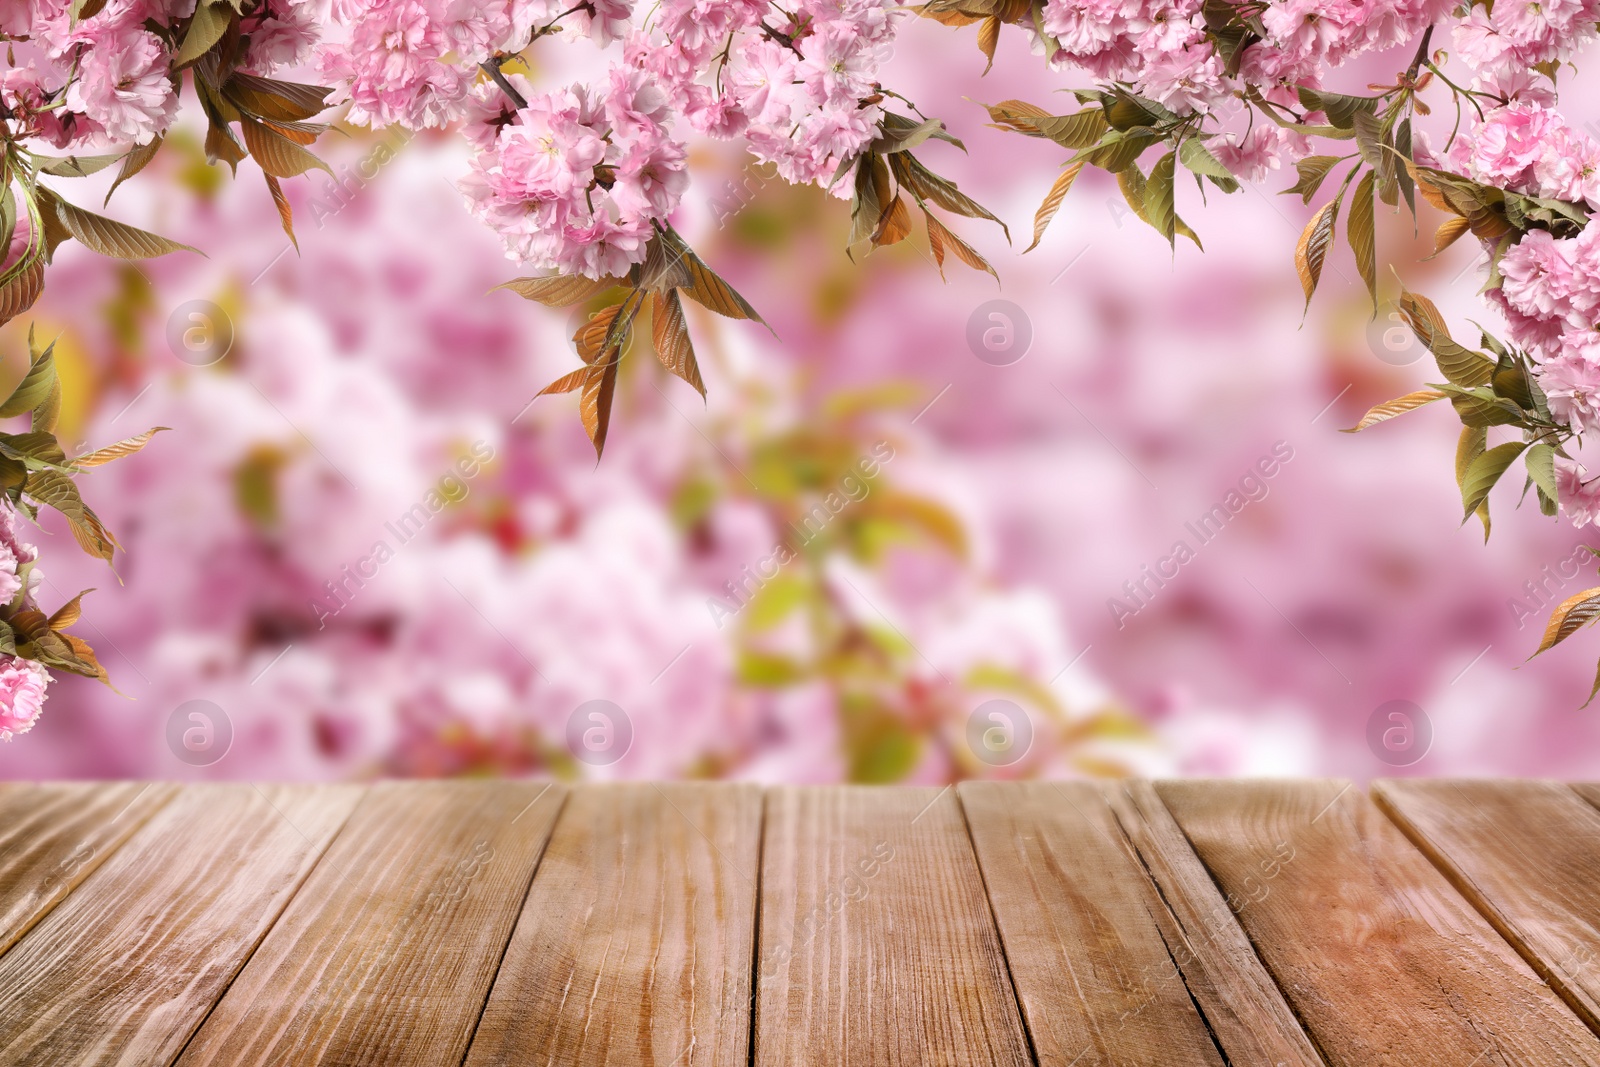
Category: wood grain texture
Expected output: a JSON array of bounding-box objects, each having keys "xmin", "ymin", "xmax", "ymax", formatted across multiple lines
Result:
[
  {"xmin": 755, "ymin": 785, "xmax": 1031, "ymax": 1067},
  {"xmin": 958, "ymin": 781, "xmax": 1226, "ymax": 1066},
  {"xmin": 0, "ymin": 782, "xmax": 177, "ymax": 959},
  {"xmin": 175, "ymin": 779, "xmax": 565, "ymax": 1067},
  {"xmin": 1159, "ymin": 779, "xmax": 1600, "ymax": 1067},
  {"xmin": 463, "ymin": 783, "xmax": 763, "ymax": 1067},
  {"xmin": 0, "ymin": 783, "xmax": 362, "ymax": 1067},
  {"xmin": 1104, "ymin": 780, "xmax": 1328, "ymax": 1067},
  {"xmin": 1375, "ymin": 778, "xmax": 1600, "ymax": 1036}
]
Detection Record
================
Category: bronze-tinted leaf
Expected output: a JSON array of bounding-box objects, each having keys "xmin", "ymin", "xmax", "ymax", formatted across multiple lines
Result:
[
  {"xmin": 982, "ymin": 99, "xmax": 1050, "ymax": 135},
  {"xmin": 49, "ymin": 195, "xmax": 200, "ymax": 259},
  {"xmin": 238, "ymin": 116, "xmax": 330, "ymax": 178},
  {"xmin": 574, "ymin": 303, "xmax": 627, "ymax": 366},
  {"xmin": 873, "ymin": 193, "xmax": 913, "ymax": 247},
  {"xmin": 580, "ymin": 349, "xmax": 621, "ymax": 458},
  {"xmin": 495, "ymin": 274, "xmax": 623, "ymax": 307},
  {"xmin": 978, "ymin": 16, "xmax": 1000, "ymax": 73},
  {"xmin": 890, "ymin": 152, "xmax": 1009, "ymax": 240},
  {"xmin": 1340, "ymin": 388, "xmax": 1446, "ymax": 432},
  {"xmin": 48, "ymin": 589, "xmax": 93, "ymax": 630},
  {"xmin": 924, "ymin": 210, "xmax": 997, "ymax": 282},
  {"xmin": 58, "ymin": 632, "xmax": 111, "ymax": 686},
  {"xmin": 536, "ymin": 367, "xmax": 589, "ymax": 397},
  {"xmin": 223, "ymin": 72, "xmax": 334, "ymax": 123},
  {"xmin": 637, "ymin": 236, "xmax": 693, "ymax": 291},
  {"xmin": 0, "ymin": 255, "xmax": 45, "ymax": 331},
  {"xmin": 910, "ymin": 4, "xmax": 986, "ymax": 27},
  {"xmin": 679, "ymin": 245, "xmax": 766, "ymax": 325},
  {"xmin": 73, "ymin": 426, "xmax": 169, "ymax": 469},
  {"xmin": 1294, "ymin": 198, "xmax": 1339, "ymax": 308},
  {"xmin": 23, "ymin": 469, "xmax": 119, "ymax": 562},
  {"xmin": 651, "ymin": 290, "xmax": 704, "ymax": 398},
  {"xmin": 1025, "ymin": 162, "xmax": 1085, "ymax": 252},
  {"xmin": 1429, "ymin": 216, "xmax": 1470, "ymax": 258},
  {"xmin": 1535, "ymin": 586, "xmax": 1600, "ymax": 655},
  {"xmin": 265, "ymin": 174, "xmax": 297, "ymax": 251}
]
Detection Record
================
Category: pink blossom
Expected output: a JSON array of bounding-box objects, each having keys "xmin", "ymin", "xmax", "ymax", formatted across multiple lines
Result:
[
  {"xmin": 1538, "ymin": 346, "xmax": 1600, "ymax": 435},
  {"xmin": 1558, "ymin": 458, "xmax": 1600, "ymax": 527},
  {"xmin": 0, "ymin": 656, "xmax": 49, "ymax": 741},
  {"xmin": 63, "ymin": 25, "xmax": 177, "ymax": 145}
]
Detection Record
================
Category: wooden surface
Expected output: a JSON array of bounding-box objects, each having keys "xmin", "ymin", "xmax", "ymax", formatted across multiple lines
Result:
[{"xmin": 1, "ymin": 779, "xmax": 1600, "ymax": 1067}]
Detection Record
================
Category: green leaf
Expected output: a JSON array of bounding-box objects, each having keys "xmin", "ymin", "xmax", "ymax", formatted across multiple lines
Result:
[
  {"xmin": 35, "ymin": 154, "xmax": 121, "ymax": 178},
  {"xmin": 44, "ymin": 191, "xmax": 200, "ymax": 259},
  {"xmin": 1031, "ymin": 110, "xmax": 1112, "ymax": 150},
  {"xmin": 1146, "ymin": 151, "xmax": 1178, "ymax": 244},
  {"xmin": 1526, "ymin": 443, "xmax": 1559, "ymax": 508},
  {"xmin": 1283, "ymin": 156, "xmax": 1341, "ymax": 205},
  {"xmin": 1348, "ymin": 170, "xmax": 1377, "ymax": 307},
  {"xmin": 1461, "ymin": 441, "xmax": 1527, "ymax": 523},
  {"xmin": 0, "ymin": 335, "xmax": 56, "ymax": 419},
  {"xmin": 104, "ymin": 136, "xmax": 163, "ymax": 205},
  {"xmin": 173, "ymin": 0, "xmax": 233, "ymax": 67},
  {"xmin": 1178, "ymin": 138, "xmax": 1235, "ymax": 180},
  {"xmin": 1443, "ymin": 384, "xmax": 1524, "ymax": 427},
  {"xmin": 1399, "ymin": 289, "xmax": 1494, "ymax": 387},
  {"xmin": 1296, "ymin": 86, "xmax": 1378, "ymax": 129},
  {"xmin": 23, "ymin": 469, "xmax": 119, "ymax": 562}
]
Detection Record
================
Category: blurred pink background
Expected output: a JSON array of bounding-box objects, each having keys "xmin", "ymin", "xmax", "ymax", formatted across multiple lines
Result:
[{"xmin": 6, "ymin": 25, "xmax": 1600, "ymax": 783}]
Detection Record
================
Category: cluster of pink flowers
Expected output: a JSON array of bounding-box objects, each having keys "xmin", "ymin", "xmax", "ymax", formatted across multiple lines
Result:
[
  {"xmin": 0, "ymin": 0, "xmax": 314, "ymax": 151},
  {"xmin": 638, "ymin": 0, "xmax": 899, "ymax": 188},
  {"xmin": 459, "ymin": 68, "xmax": 687, "ymax": 277},
  {"xmin": 1441, "ymin": 103, "xmax": 1600, "ymax": 212},
  {"xmin": 1033, "ymin": 0, "xmax": 1454, "ymax": 179},
  {"xmin": 1453, "ymin": 0, "xmax": 1600, "ymax": 85},
  {"xmin": 322, "ymin": 0, "xmax": 900, "ymax": 276},
  {"xmin": 319, "ymin": 0, "xmax": 571, "ymax": 130},
  {"xmin": 0, "ymin": 502, "xmax": 45, "ymax": 741},
  {"xmin": 1494, "ymin": 225, "xmax": 1600, "ymax": 522}
]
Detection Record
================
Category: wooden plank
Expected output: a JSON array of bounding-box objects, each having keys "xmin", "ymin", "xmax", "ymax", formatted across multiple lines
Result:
[
  {"xmin": 176, "ymin": 779, "xmax": 566, "ymax": 1067},
  {"xmin": 0, "ymin": 782, "xmax": 177, "ymax": 958},
  {"xmin": 1158, "ymin": 779, "xmax": 1600, "ymax": 1067},
  {"xmin": 463, "ymin": 783, "xmax": 762, "ymax": 1067},
  {"xmin": 1105, "ymin": 780, "xmax": 1328, "ymax": 1067},
  {"xmin": 959, "ymin": 781, "xmax": 1227, "ymax": 1066},
  {"xmin": 0, "ymin": 783, "xmax": 362, "ymax": 1067},
  {"xmin": 754, "ymin": 785, "xmax": 1031, "ymax": 1067},
  {"xmin": 1375, "ymin": 778, "xmax": 1600, "ymax": 1035}
]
